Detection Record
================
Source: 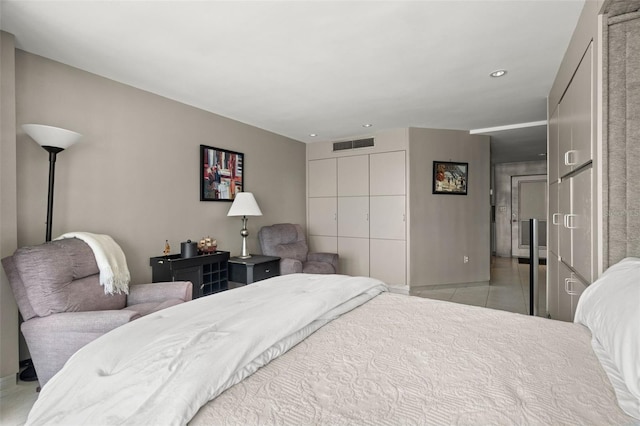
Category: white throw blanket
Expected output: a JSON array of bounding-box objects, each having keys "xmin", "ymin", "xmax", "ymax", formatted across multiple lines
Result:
[
  {"xmin": 55, "ymin": 232, "xmax": 131, "ymax": 294},
  {"xmin": 26, "ymin": 274, "xmax": 387, "ymax": 426}
]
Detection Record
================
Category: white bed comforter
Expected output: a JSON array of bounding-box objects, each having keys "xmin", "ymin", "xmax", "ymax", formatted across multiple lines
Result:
[{"xmin": 26, "ymin": 274, "xmax": 387, "ymax": 425}]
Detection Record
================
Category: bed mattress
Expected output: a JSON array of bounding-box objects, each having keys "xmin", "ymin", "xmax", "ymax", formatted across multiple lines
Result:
[{"xmin": 192, "ymin": 293, "xmax": 633, "ymax": 425}]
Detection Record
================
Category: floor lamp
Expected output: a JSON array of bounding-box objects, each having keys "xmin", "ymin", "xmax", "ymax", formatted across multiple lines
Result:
[
  {"xmin": 20, "ymin": 124, "xmax": 81, "ymax": 382},
  {"xmin": 23, "ymin": 124, "xmax": 82, "ymax": 242},
  {"xmin": 227, "ymin": 192, "xmax": 263, "ymax": 258}
]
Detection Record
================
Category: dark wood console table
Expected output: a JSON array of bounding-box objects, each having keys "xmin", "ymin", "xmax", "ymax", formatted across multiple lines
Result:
[{"xmin": 150, "ymin": 251, "xmax": 230, "ymax": 298}]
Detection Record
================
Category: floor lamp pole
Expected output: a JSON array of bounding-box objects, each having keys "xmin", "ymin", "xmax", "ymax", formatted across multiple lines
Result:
[{"xmin": 43, "ymin": 146, "xmax": 64, "ymax": 242}]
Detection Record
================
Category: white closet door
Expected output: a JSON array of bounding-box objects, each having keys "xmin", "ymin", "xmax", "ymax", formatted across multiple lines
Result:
[
  {"xmin": 558, "ymin": 44, "xmax": 593, "ymax": 178},
  {"xmin": 548, "ymin": 107, "xmax": 560, "ymax": 183},
  {"xmin": 571, "ymin": 43, "xmax": 593, "ymax": 169},
  {"xmin": 558, "ymin": 94, "xmax": 574, "ymax": 178},
  {"xmin": 548, "ymin": 181, "xmax": 560, "ymax": 256},
  {"xmin": 370, "ymin": 196, "xmax": 405, "ymax": 240},
  {"xmin": 571, "ymin": 168, "xmax": 593, "ymax": 282},
  {"xmin": 370, "ymin": 151, "xmax": 406, "ymax": 196},
  {"xmin": 338, "ymin": 155, "xmax": 369, "ymax": 196},
  {"xmin": 558, "ymin": 260, "xmax": 588, "ymax": 322},
  {"xmin": 557, "ymin": 261, "xmax": 574, "ymax": 322},
  {"xmin": 309, "ymin": 236, "xmax": 337, "ymax": 254},
  {"xmin": 308, "ymin": 197, "xmax": 337, "ymax": 237},
  {"xmin": 338, "ymin": 196, "xmax": 369, "ymax": 238},
  {"xmin": 370, "ymin": 239, "xmax": 406, "ymax": 286},
  {"xmin": 338, "ymin": 237, "xmax": 369, "ymax": 277},
  {"xmin": 558, "ymin": 179, "xmax": 572, "ymax": 263},
  {"xmin": 547, "ymin": 254, "xmax": 559, "ymax": 319},
  {"xmin": 308, "ymin": 158, "xmax": 337, "ymax": 197},
  {"xmin": 570, "ymin": 276, "xmax": 588, "ymax": 320}
]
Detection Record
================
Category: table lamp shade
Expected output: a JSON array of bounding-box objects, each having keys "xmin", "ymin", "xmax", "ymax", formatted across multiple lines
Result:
[{"xmin": 227, "ymin": 192, "xmax": 262, "ymax": 217}]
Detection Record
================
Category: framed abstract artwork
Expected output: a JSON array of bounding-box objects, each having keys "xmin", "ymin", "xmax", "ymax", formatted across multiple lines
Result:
[
  {"xmin": 200, "ymin": 145, "xmax": 244, "ymax": 201},
  {"xmin": 433, "ymin": 161, "xmax": 468, "ymax": 195}
]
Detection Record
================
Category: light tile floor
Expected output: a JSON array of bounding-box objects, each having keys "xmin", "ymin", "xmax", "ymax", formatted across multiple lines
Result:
[
  {"xmin": 0, "ymin": 256, "xmax": 546, "ymax": 424},
  {"xmin": 413, "ymin": 256, "xmax": 547, "ymax": 317},
  {"xmin": 0, "ymin": 377, "xmax": 38, "ymax": 426}
]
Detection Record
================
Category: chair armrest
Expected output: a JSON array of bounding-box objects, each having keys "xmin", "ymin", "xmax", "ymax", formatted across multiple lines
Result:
[
  {"xmin": 308, "ymin": 252, "xmax": 339, "ymax": 273},
  {"xmin": 21, "ymin": 311, "xmax": 138, "ymax": 387},
  {"xmin": 22, "ymin": 310, "xmax": 138, "ymax": 334},
  {"xmin": 280, "ymin": 258, "xmax": 303, "ymax": 275},
  {"xmin": 127, "ymin": 282, "xmax": 193, "ymax": 306}
]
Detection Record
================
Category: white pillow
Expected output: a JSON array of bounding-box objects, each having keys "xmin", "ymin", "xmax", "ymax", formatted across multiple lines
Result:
[{"xmin": 574, "ymin": 257, "xmax": 640, "ymax": 419}]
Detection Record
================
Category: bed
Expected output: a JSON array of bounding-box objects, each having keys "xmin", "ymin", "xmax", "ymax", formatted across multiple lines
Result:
[{"xmin": 25, "ymin": 259, "xmax": 640, "ymax": 425}]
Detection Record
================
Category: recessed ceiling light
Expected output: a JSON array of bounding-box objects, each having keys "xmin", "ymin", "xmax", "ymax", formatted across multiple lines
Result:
[
  {"xmin": 490, "ymin": 69, "xmax": 507, "ymax": 78},
  {"xmin": 362, "ymin": 124, "xmax": 372, "ymax": 128},
  {"xmin": 539, "ymin": 153, "xmax": 547, "ymax": 156},
  {"xmin": 309, "ymin": 133, "xmax": 318, "ymax": 137}
]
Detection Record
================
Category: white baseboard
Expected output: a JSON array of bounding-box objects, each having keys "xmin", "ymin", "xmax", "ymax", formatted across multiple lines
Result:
[{"xmin": 386, "ymin": 284, "xmax": 410, "ymax": 295}]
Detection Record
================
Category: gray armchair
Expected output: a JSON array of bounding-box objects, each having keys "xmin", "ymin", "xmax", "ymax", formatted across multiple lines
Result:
[
  {"xmin": 258, "ymin": 223, "xmax": 338, "ymax": 275},
  {"xmin": 1, "ymin": 238, "xmax": 192, "ymax": 387}
]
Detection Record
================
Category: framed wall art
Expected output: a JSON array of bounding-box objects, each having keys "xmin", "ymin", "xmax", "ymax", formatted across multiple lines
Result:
[
  {"xmin": 433, "ymin": 161, "xmax": 468, "ymax": 195},
  {"xmin": 200, "ymin": 144, "xmax": 244, "ymax": 201}
]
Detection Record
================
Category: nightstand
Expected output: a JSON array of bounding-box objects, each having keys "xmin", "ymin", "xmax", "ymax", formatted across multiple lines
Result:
[{"xmin": 228, "ymin": 255, "xmax": 280, "ymax": 285}]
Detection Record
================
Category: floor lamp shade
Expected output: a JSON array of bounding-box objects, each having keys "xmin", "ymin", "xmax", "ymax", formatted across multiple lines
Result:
[
  {"xmin": 23, "ymin": 124, "xmax": 82, "ymax": 150},
  {"xmin": 227, "ymin": 192, "xmax": 262, "ymax": 258},
  {"xmin": 22, "ymin": 124, "xmax": 82, "ymax": 242}
]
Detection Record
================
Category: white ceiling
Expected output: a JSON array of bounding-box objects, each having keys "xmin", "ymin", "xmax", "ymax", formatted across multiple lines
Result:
[{"xmin": 0, "ymin": 0, "xmax": 585, "ymax": 162}]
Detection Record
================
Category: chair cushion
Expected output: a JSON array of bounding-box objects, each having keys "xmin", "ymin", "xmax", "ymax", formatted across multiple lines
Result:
[
  {"xmin": 268, "ymin": 224, "xmax": 300, "ymax": 244},
  {"xmin": 259, "ymin": 223, "xmax": 305, "ymax": 256},
  {"xmin": 302, "ymin": 261, "xmax": 336, "ymax": 274},
  {"xmin": 123, "ymin": 299, "xmax": 184, "ymax": 317},
  {"xmin": 12, "ymin": 239, "xmax": 126, "ymax": 317},
  {"xmin": 1, "ymin": 256, "xmax": 38, "ymax": 321},
  {"xmin": 275, "ymin": 242, "xmax": 308, "ymax": 262}
]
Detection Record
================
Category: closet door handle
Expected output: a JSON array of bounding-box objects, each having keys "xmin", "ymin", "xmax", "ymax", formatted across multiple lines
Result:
[
  {"xmin": 564, "ymin": 150, "xmax": 577, "ymax": 166},
  {"xmin": 564, "ymin": 214, "xmax": 577, "ymax": 229},
  {"xmin": 565, "ymin": 277, "xmax": 579, "ymax": 296},
  {"xmin": 552, "ymin": 213, "xmax": 561, "ymax": 225}
]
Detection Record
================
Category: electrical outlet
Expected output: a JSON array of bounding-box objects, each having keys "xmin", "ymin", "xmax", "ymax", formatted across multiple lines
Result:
[{"xmin": 463, "ymin": 256, "xmax": 469, "ymax": 263}]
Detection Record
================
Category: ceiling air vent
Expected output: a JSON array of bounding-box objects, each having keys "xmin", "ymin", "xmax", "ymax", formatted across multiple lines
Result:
[
  {"xmin": 353, "ymin": 138, "xmax": 374, "ymax": 148},
  {"xmin": 333, "ymin": 141, "xmax": 353, "ymax": 151},
  {"xmin": 332, "ymin": 138, "xmax": 375, "ymax": 152}
]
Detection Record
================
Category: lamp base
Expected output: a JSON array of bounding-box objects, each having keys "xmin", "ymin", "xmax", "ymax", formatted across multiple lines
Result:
[{"xmin": 239, "ymin": 216, "xmax": 251, "ymax": 258}]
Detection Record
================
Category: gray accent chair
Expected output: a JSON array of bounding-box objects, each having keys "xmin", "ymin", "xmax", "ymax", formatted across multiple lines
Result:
[
  {"xmin": 1, "ymin": 238, "xmax": 192, "ymax": 388},
  {"xmin": 258, "ymin": 223, "xmax": 338, "ymax": 275}
]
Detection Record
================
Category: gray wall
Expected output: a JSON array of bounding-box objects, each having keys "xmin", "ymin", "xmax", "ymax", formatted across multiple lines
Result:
[
  {"xmin": 408, "ymin": 128, "xmax": 491, "ymax": 287},
  {"xmin": 13, "ymin": 51, "xmax": 307, "ymax": 284},
  {"xmin": 493, "ymin": 161, "xmax": 547, "ymax": 257},
  {"xmin": 1, "ymin": 49, "xmax": 306, "ymax": 383},
  {"xmin": 0, "ymin": 31, "xmax": 19, "ymax": 385}
]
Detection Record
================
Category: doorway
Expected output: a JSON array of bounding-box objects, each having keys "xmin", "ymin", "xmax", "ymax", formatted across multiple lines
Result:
[{"xmin": 511, "ymin": 175, "xmax": 547, "ymax": 259}]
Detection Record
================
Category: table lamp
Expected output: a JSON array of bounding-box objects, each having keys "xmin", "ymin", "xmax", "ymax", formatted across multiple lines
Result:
[{"xmin": 227, "ymin": 192, "xmax": 262, "ymax": 258}]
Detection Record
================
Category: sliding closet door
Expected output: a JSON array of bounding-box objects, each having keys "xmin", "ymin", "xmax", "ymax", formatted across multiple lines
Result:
[
  {"xmin": 337, "ymin": 155, "xmax": 369, "ymax": 276},
  {"xmin": 369, "ymin": 151, "xmax": 406, "ymax": 286},
  {"xmin": 308, "ymin": 159, "xmax": 337, "ymax": 253}
]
